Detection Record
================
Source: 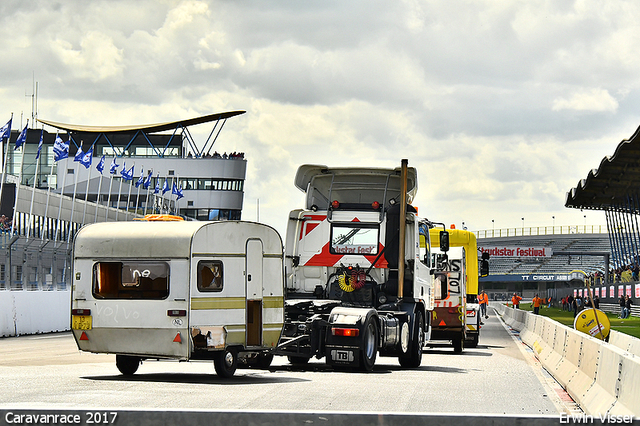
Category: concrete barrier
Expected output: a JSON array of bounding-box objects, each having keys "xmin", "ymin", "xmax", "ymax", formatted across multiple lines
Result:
[
  {"xmin": 0, "ymin": 290, "xmax": 71, "ymax": 337},
  {"xmin": 581, "ymin": 343, "xmax": 626, "ymax": 415},
  {"xmin": 609, "ymin": 330, "xmax": 640, "ymax": 357},
  {"xmin": 565, "ymin": 333, "xmax": 599, "ymax": 408},
  {"xmin": 609, "ymin": 352, "xmax": 640, "ymax": 415}
]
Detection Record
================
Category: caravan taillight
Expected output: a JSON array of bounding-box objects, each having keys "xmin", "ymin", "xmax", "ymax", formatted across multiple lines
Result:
[
  {"xmin": 72, "ymin": 309, "xmax": 91, "ymax": 316},
  {"xmin": 167, "ymin": 310, "xmax": 187, "ymax": 317},
  {"xmin": 331, "ymin": 200, "xmax": 340, "ymax": 209},
  {"xmin": 372, "ymin": 201, "xmax": 380, "ymax": 210}
]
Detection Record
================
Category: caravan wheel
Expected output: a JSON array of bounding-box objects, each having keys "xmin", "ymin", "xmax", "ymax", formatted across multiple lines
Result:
[
  {"xmin": 214, "ymin": 348, "xmax": 238, "ymax": 378},
  {"xmin": 116, "ymin": 355, "xmax": 140, "ymax": 376}
]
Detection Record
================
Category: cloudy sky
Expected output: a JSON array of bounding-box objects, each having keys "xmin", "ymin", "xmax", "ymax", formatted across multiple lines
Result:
[{"xmin": 1, "ymin": 0, "xmax": 637, "ymax": 236}]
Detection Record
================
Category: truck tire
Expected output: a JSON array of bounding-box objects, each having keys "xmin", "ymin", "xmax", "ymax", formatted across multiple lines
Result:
[
  {"xmin": 255, "ymin": 353, "xmax": 274, "ymax": 369},
  {"xmin": 466, "ymin": 334, "xmax": 479, "ymax": 348},
  {"xmin": 453, "ymin": 338, "xmax": 464, "ymax": 353},
  {"xmin": 359, "ymin": 317, "xmax": 378, "ymax": 372},
  {"xmin": 398, "ymin": 310, "xmax": 423, "ymax": 368},
  {"xmin": 287, "ymin": 356, "xmax": 310, "ymax": 365},
  {"xmin": 116, "ymin": 355, "xmax": 140, "ymax": 376},
  {"xmin": 214, "ymin": 348, "xmax": 238, "ymax": 378}
]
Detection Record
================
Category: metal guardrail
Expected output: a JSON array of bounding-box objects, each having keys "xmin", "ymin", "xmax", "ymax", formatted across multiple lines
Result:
[{"xmin": 476, "ymin": 225, "xmax": 608, "ymax": 239}]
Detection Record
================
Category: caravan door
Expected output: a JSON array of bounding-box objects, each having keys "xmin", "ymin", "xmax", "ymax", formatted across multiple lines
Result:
[{"xmin": 245, "ymin": 239, "xmax": 264, "ymax": 347}]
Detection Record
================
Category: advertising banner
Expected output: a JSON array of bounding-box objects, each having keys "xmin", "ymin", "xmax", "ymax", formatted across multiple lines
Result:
[{"xmin": 479, "ymin": 246, "xmax": 553, "ymax": 257}]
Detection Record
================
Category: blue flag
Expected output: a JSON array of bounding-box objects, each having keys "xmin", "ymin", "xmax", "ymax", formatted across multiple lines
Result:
[
  {"xmin": 135, "ymin": 169, "xmax": 145, "ymax": 188},
  {"xmin": 162, "ymin": 179, "xmax": 170, "ymax": 195},
  {"xmin": 14, "ymin": 121, "xmax": 28, "ymax": 150},
  {"xmin": 121, "ymin": 164, "xmax": 134, "ymax": 182},
  {"xmin": 143, "ymin": 170, "xmax": 153, "ymax": 189},
  {"xmin": 109, "ymin": 157, "xmax": 119, "ymax": 174},
  {"xmin": 53, "ymin": 134, "xmax": 69, "ymax": 162},
  {"xmin": 172, "ymin": 182, "xmax": 184, "ymax": 200},
  {"xmin": 35, "ymin": 129, "xmax": 43, "ymax": 160},
  {"xmin": 80, "ymin": 147, "xmax": 93, "ymax": 169},
  {"xmin": 96, "ymin": 155, "xmax": 106, "ymax": 174},
  {"xmin": 153, "ymin": 174, "xmax": 160, "ymax": 194},
  {"xmin": 74, "ymin": 147, "xmax": 85, "ymax": 162},
  {"xmin": 0, "ymin": 118, "xmax": 11, "ymax": 140}
]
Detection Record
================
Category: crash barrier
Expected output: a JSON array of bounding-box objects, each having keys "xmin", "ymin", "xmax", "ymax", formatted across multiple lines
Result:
[
  {"xmin": 493, "ymin": 302, "xmax": 640, "ymax": 416},
  {"xmin": 0, "ymin": 290, "xmax": 71, "ymax": 337}
]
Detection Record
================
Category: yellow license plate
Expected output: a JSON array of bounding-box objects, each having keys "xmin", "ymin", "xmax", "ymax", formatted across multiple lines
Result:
[{"xmin": 72, "ymin": 315, "xmax": 92, "ymax": 330}]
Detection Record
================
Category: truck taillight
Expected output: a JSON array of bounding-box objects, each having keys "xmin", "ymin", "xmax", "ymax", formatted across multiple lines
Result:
[
  {"xmin": 331, "ymin": 327, "xmax": 359, "ymax": 337},
  {"xmin": 167, "ymin": 310, "xmax": 187, "ymax": 317},
  {"xmin": 331, "ymin": 200, "xmax": 340, "ymax": 209},
  {"xmin": 72, "ymin": 309, "xmax": 91, "ymax": 316},
  {"xmin": 372, "ymin": 201, "xmax": 380, "ymax": 210}
]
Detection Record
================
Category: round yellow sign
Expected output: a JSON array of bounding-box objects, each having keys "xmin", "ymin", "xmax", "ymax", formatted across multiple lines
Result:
[{"xmin": 573, "ymin": 308, "xmax": 610, "ymax": 340}]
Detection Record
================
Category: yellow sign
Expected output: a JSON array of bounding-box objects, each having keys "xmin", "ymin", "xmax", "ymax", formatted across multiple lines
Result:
[
  {"xmin": 72, "ymin": 315, "xmax": 92, "ymax": 330},
  {"xmin": 573, "ymin": 308, "xmax": 610, "ymax": 340}
]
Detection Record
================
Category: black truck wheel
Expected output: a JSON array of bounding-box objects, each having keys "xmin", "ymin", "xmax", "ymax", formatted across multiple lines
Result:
[
  {"xmin": 116, "ymin": 355, "xmax": 140, "ymax": 376},
  {"xmin": 359, "ymin": 316, "xmax": 378, "ymax": 372},
  {"xmin": 399, "ymin": 310, "xmax": 423, "ymax": 368},
  {"xmin": 214, "ymin": 348, "xmax": 238, "ymax": 378},
  {"xmin": 287, "ymin": 356, "xmax": 310, "ymax": 365},
  {"xmin": 453, "ymin": 337, "xmax": 464, "ymax": 353}
]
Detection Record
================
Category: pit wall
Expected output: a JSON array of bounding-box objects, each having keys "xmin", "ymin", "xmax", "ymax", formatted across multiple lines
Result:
[
  {"xmin": 0, "ymin": 290, "xmax": 71, "ymax": 337},
  {"xmin": 493, "ymin": 302, "xmax": 639, "ymax": 416}
]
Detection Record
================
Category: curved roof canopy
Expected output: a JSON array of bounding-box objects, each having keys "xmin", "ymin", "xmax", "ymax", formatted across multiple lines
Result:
[
  {"xmin": 565, "ymin": 125, "xmax": 640, "ymax": 212},
  {"xmin": 37, "ymin": 110, "xmax": 245, "ymax": 134}
]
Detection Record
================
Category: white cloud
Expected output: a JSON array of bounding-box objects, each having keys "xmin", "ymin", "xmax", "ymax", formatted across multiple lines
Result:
[{"xmin": 552, "ymin": 88, "xmax": 618, "ymax": 112}]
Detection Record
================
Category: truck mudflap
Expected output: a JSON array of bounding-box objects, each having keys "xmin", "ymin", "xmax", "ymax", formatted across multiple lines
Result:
[{"xmin": 324, "ymin": 307, "xmax": 378, "ymax": 371}]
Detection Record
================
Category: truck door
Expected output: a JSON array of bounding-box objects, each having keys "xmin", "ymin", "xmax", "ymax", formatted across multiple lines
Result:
[{"xmin": 246, "ymin": 239, "xmax": 264, "ymax": 347}]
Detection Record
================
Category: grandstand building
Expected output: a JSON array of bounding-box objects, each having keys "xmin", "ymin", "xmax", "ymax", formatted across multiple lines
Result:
[{"xmin": 0, "ymin": 111, "xmax": 247, "ymax": 335}]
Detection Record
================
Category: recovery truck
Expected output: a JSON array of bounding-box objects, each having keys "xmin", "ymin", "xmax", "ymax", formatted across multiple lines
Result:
[
  {"xmin": 70, "ymin": 218, "xmax": 285, "ymax": 377},
  {"xmin": 428, "ymin": 227, "xmax": 488, "ymax": 350},
  {"xmin": 276, "ymin": 160, "xmax": 449, "ymax": 371}
]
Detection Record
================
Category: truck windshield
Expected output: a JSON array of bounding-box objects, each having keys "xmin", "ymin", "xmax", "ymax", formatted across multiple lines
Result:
[
  {"xmin": 330, "ymin": 224, "xmax": 378, "ymax": 255},
  {"xmin": 93, "ymin": 261, "xmax": 170, "ymax": 299}
]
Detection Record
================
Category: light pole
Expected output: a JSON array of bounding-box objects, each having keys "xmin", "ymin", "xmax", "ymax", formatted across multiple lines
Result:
[
  {"xmin": 521, "ymin": 217, "xmax": 525, "ymax": 235},
  {"xmin": 491, "ymin": 219, "xmax": 495, "ymax": 237},
  {"xmin": 552, "ymin": 216, "xmax": 555, "ymax": 234}
]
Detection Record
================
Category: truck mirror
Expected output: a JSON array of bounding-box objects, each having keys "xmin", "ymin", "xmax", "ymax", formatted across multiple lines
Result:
[
  {"xmin": 439, "ymin": 230, "xmax": 449, "ymax": 253},
  {"xmin": 480, "ymin": 260, "xmax": 489, "ymax": 277},
  {"xmin": 433, "ymin": 272, "xmax": 448, "ymax": 300}
]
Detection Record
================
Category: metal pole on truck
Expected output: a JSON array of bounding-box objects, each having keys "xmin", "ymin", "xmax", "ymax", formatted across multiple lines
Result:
[{"xmin": 398, "ymin": 159, "xmax": 408, "ymax": 299}]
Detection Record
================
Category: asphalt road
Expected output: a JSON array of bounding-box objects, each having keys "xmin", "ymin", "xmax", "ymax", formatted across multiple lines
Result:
[{"xmin": 0, "ymin": 308, "xmax": 575, "ymax": 417}]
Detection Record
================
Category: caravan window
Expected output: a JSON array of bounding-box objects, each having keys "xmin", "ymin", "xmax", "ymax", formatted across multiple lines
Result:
[
  {"xmin": 197, "ymin": 261, "xmax": 223, "ymax": 292},
  {"xmin": 93, "ymin": 261, "xmax": 169, "ymax": 299}
]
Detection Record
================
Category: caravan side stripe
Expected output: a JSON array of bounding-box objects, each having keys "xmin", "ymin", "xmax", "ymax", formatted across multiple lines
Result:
[
  {"xmin": 191, "ymin": 297, "xmax": 245, "ymax": 310},
  {"xmin": 263, "ymin": 296, "xmax": 284, "ymax": 308}
]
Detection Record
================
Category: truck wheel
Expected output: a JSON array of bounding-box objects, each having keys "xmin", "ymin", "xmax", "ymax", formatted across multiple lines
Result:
[
  {"xmin": 214, "ymin": 348, "xmax": 238, "ymax": 378},
  {"xmin": 466, "ymin": 334, "xmax": 479, "ymax": 348},
  {"xmin": 255, "ymin": 353, "xmax": 274, "ymax": 369},
  {"xmin": 359, "ymin": 317, "xmax": 378, "ymax": 372},
  {"xmin": 287, "ymin": 356, "xmax": 310, "ymax": 366},
  {"xmin": 116, "ymin": 355, "xmax": 140, "ymax": 376},
  {"xmin": 398, "ymin": 310, "xmax": 423, "ymax": 368},
  {"xmin": 453, "ymin": 338, "xmax": 464, "ymax": 353}
]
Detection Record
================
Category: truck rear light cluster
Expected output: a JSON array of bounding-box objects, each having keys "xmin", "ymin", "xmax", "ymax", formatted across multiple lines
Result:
[
  {"xmin": 331, "ymin": 327, "xmax": 359, "ymax": 337},
  {"xmin": 72, "ymin": 309, "xmax": 91, "ymax": 316}
]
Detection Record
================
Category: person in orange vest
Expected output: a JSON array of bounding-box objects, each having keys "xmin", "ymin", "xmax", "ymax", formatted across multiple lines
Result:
[
  {"xmin": 478, "ymin": 290, "xmax": 489, "ymax": 319},
  {"xmin": 511, "ymin": 293, "xmax": 522, "ymax": 309},
  {"xmin": 532, "ymin": 294, "xmax": 543, "ymax": 315}
]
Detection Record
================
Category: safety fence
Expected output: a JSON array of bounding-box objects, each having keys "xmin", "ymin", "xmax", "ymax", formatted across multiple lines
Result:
[{"xmin": 493, "ymin": 302, "xmax": 640, "ymax": 416}]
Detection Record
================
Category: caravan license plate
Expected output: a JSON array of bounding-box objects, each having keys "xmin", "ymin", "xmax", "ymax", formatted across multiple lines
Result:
[{"xmin": 72, "ymin": 315, "xmax": 92, "ymax": 330}]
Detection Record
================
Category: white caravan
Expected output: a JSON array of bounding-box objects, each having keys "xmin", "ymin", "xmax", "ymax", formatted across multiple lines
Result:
[{"xmin": 71, "ymin": 219, "xmax": 284, "ymax": 377}]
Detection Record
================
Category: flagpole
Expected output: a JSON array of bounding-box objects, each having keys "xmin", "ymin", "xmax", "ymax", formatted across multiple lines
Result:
[
  {"xmin": 66, "ymin": 141, "xmax": 82, "ymax": 244},
  {"xmin": 26, "ymin": 129, "xmax": 43, "ymax": 241},
  {"xmin": 142, "ymin": 170, "xmax": 152, "ymax": 216},
  {"xmin": 105, "ymin": 157, "xmax": 118, "ymax": 222},
  {"xmin": 53, "ymin": 163, "xmax": 68, "ymax": 243},
  {"xmin": 94, "ymin": 165, "xmax": 104, "ymax": 223},
  {"xmin": 135, "ymin": 167, "xmax": 143, "ymax": 216},
  {"xmin": 115, "ymin": 162, "xmax": 125, "ymax": 221},
  {"xmin": 42, "ymin": 142, "xmax": 56, "ymax": 241},
  {"xmin": 11, "ymin": 120, "xmax": 28, "ymax": 237},
  {"xmin": 81, "ymin": 148, "xmax": 93, "ymax": 225},
  {"xmin": 0, "ymin": 114, "xmax": 13, "ymax": 211},
  {"xmin": 125, "ymin": 163, "xmax": 135, "ymax": 217}
]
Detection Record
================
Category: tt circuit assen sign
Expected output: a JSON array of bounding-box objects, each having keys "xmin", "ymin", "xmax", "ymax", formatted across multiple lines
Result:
[{"xmin": 479, "ymin": 246, "xmax": 553, "ymax": 258}]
